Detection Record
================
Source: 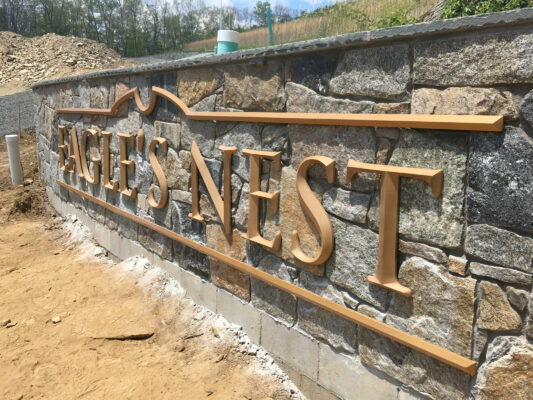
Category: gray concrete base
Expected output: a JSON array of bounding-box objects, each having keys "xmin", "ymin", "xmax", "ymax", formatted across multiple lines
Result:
[{"xmin": 45, "ymin": 186, "xmax": 420, "ymax": 400}]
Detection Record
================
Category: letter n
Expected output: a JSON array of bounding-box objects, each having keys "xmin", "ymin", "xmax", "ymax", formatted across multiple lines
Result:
[{"xmin": 189, "ymin": 141, "xmax": 236, "ymax": 235}]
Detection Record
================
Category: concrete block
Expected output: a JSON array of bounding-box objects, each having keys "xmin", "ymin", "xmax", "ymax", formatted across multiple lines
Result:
[
  {"xmin": 110, "ymin": 230, "xmax": 120, "ymax": 258},
  {"xmin": 50, "ymin": 190, "xmax": 62, "ymax": 215},
  {"xmin": 180, "ymin": 268, "xmax": 217, "ymax": 312},
  {"xmin": 159, "ymin": 259, "xmax": 183, "ymax": 282},
  {"xmin": 77, "ymin": 210, "xmax": 94, "ymax": 232},
  {"xmin": 216, "ymin": 288, "xmax": 261, "ymax": 345},
  {"xmin": 261, "ymin": 313, "xmax": 319, "ymax": 379},
  {"xmin": 45, "ymin": 187, "xmax": 58, "ymax": 213},
  {"xmin": 62, "ymin": 201, "xmax": 76, "ymax": 217},
  {"xmin": 318, "ymin": 343, "xmax": 401, "ymax": 400},
  {"xmin": 300, "ymin": 374, "xmax": 338, "ymax": 400},
  {"xmin": 118, "ymin": 236, "xmax": 132, "ymax": 259},
  {"xmin": 94, "ymin": 222, "xmax": 111, "ymax": 251},
  {"xmin": 272, "ymin": 357, "xmax": 302, "ymax": 388},
  {"xmin": 127, "ymin": 240, "xmax": 154, "ymax": 263}
]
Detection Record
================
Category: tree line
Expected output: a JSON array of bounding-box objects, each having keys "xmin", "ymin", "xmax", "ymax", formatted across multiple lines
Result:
[{"xmin": 0, "ymin": 0, "xmax": 300, "ymax": 57}]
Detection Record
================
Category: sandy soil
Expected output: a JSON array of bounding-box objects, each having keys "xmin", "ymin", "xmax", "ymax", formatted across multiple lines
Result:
[{"xmin": 0, "ymin": 134, "xmax": 302, "ymax": 400}]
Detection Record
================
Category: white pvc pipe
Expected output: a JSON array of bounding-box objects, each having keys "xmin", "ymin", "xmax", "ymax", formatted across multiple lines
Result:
[{"xmin": 5, "ymin": 135, "xmax": 23, "ymax": 185}]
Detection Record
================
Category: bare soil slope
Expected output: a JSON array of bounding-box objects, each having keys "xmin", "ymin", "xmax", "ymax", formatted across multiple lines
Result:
[{"xmin": 0, "ymin": 135, "xmax": 301, "ymax": 400}]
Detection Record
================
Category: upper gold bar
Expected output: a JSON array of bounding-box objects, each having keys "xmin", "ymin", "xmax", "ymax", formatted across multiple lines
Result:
[{"xmin": 55, "ymin": 86, "xmax": 504, "ymax": 132}]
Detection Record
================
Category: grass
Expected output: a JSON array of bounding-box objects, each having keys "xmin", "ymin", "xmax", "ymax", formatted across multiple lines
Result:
[{"xmin": 184, "ymin": 0, "xmax": 439, "ymax": 51}]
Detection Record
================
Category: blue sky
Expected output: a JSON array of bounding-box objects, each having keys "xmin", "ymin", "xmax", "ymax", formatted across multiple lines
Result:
[{"xmin": 204, "ymin": 0, "xmax": 336, "ymax": 12}]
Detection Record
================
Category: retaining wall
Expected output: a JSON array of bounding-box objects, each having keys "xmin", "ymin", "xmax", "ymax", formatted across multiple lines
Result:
[
  {"xmin": 0, "ymin": 90, "xmax": 34, "ymax": 137},
  {"xmin": 32, "ymin": 9, "xmax": 533, "ymax": 400}
]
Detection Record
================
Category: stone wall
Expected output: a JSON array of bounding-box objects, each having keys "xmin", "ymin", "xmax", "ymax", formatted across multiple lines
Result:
[
  {"xmin": 32, "ymin": 9, "xmax": 533, "ymax": 400},
  {"xmin": 0, "ymin": 90, "xmax": 34, "ymax": 137}
]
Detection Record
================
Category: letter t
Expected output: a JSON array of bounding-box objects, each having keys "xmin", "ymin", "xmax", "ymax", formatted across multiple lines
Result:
[{"xmin": 346, "ymin": 161, "xmax": 443, "ymax": 297}]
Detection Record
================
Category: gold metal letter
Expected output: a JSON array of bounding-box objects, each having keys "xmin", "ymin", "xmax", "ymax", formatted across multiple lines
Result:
[
  {"xmin": 118, "ymin": 132, "xmax": 137, "ymax": 198},
  {"xmin": 101, "ymin": 131, "xmax": 119, "ymax": 191},
  {"xmin": 58, "ymin": 125, "xmax": 70, "ymax": 172},
  {"xmin": 80, "ymin": 128, "xmax": 101, "ymax": 185},
  {"xmin": 346, "ymin": 160, "xmax": 443, "ymax": 296},
  {"xmin": 148, "ymin": 137, "xmax": 169, "ymax": 209},
  {"xmin": 241, "ymin": 149, "xmax": 282, "ymax": 251},
  {"xmin": 189, "ymin": 141, "xmax": 237, "ymax": 235},
  {"xmin": 67, "ymin": 126, "xmax": 83, "ymax": 177},
  {"xmin": 291, "ymin": 156, "xmax": 335, "ymax": 265}
]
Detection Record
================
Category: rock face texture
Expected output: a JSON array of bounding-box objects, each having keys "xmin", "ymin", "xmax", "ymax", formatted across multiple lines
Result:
[
  {"xmin": 478, "ymin": 282, "xmax": 522, "ymax": 332},
  {"xmin": 34, "ymin": 11, "xmax": 533, "ymax": 400},
  {"xmin": 473, "ymin": 336, "xmax": 533, "ymax": 399},
  {"xmin": 412, "ymin": 87, "xmax": 518, "ymax": 120},
  {"xmin": 330, "ymin": 44, "xmax": 410, "ymax": 100},
  {"xmin": 468, "ymin": 127, "xmax": 533, "ymax": 233}
]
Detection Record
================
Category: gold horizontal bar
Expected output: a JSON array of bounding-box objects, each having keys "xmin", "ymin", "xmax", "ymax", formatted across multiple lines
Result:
[
  {"xmin": 55, "ymin": 86, "xmax": 503, "ymax": 132},
  {"xmin": 57, "ymin": 179, "xmax": 477, "ymax": 375}
]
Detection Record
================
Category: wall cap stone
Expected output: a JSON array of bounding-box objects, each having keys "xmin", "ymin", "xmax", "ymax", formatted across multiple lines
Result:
[{"xmin": 31, "ymin": 8, "xmax": 533, "ymax": 90}]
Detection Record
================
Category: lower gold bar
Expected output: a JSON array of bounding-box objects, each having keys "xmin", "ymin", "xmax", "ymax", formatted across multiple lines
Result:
[{"xmin": 57, "ymin": 179, "xmax": 477, "ymax": 375}]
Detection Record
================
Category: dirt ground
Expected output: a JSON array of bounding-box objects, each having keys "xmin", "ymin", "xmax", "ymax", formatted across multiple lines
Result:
[{"xmin": 0, "ymin": 133, "xmax": 302, "ymax": 400}]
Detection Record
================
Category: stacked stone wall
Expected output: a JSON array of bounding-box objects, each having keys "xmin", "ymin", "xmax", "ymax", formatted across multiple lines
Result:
[{"xmin": 33, "ymin": 9, "xmax": 533, "ymax": 400}]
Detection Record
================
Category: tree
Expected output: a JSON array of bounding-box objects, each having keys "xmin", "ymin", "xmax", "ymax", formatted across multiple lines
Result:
[
  {"xmin": 253, "ymin": 1, "xmax": 270, "ymax": 27},
  {"xmin": 272, "ymin": 5, "xmax": 294, "ymax": 23}
]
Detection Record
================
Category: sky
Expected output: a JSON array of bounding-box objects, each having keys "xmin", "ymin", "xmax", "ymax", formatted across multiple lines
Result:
[{"xmin": 201, "ymin": 0, "xmax": 337, "ymax": 13}]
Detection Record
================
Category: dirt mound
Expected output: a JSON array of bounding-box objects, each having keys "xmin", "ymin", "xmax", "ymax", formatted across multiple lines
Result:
[
  {"xmin": 0, "ymin": 31, "xmax": 137, "ymax": 95},
  {"xmin": 0, "ymin": 131, "xmax": 49, "ymax": 221}
]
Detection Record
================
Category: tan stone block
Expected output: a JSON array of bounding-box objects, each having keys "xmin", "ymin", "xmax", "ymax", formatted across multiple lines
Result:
[
  {"xmin": 448, "ymin": 255, "xmax": 467, "ymax": 276},
  {"xmin": 387, "ymin": 257, "xmax": 476, "ymax": 357},
  {"xmin": 478, "ymin": 281, "xmax": 522, "ymax": 332},
  {"xmin": 412, "ymin": 87, "xmax": 518, "ymax": 120},
  {"xmin": 474, "ymin": 336, "xmax": 533, "ymax": 400},
  {"xmin": 114, "ymin": 82, "xmax": 130, "ymax": 116},
  {"xmin": 206, "ymin": 224, "xmax": 249, "ymax": 300},
  {"xmin": 398, "ymin": 240, "xmax": 447, "ymax": 264},
  {"xmin": 263, "ymin": 167, "xmax": 324, "ymax": 275},
  {"xmin": 178, "ymin": 68, "xmax": 221, "ymax": 106},
  {"xmin": 374, "ymin": 102, "xmax": 410, "ymax": 114},
  {"xmin": 223, "ymin": 61, "xmax": 286, "ymax": 111}
]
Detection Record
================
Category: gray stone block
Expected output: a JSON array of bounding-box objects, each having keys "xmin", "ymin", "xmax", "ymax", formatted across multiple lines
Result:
[
  {"xmin": 286, "ymin": 82, "xmax": 374, "ymax": 114},
  {"xmin": 298, "ymin": 271, "xmax": 356, "ymax": 353},
  {"xmin": 318, "ymin": 344, "xmax": 404, "ymax": 400},
  {"xmin": 465, "ymin": 224, "xmax": 533, "ymax": 273},
  {"xmin": 370, "ymin": 129, "xmax": 467, "ymax": 249},
  {"xmin": 470, "ymin": 262, "xmax": 532, "ymax": 286},
  {"xmin": 171, "ymin": 200, "xmax": 209, "ymax": 277},
  {"xmin": 414, "ymin": 32, "xmax": 533, "ymax": 86},
  {"xmin": 150, "ymin": 71, "xmax": 178, "ymax": 122},
  {"xmin": 138, "ymin": 225, "xmax": 172, "ymax": 261},
  {"xmin": 155, "ymin": 120, "xmax": 181, "ymax": 150},
  {"xmin": 326, "ymin": 217, "xmax": 389, "ymax": 310},
  {"xmin": 289, "ymin": 54, "xmax": 336, "ymax": 94},
  {"xmin": 468, "ymin": 127, "xmax": 533, "ymax": 233},
  {"xmin": 181, "ymin": 118, "xmax": 215, "ymax": 158},
  {"xmin": 289, "ymin": 124, "xmax": 376, "ymax": 192},
  {"xmin": 359, "ymin": 327, "xmax": 470, "ymax": 400},
  {"xmin": 322, "ymin": 186, "xmax": 370, "ymax": 224},
  {"xmin": 250, "ymin": 253, "xmax": 297, "ymax": 325},
  {"xmin": 330, "ymin": 44, "xmax": 410, "ymax": 100}
]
